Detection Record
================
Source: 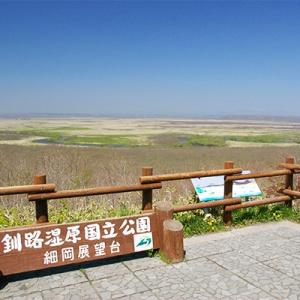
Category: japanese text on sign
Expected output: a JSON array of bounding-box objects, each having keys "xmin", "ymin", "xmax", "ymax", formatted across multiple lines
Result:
[{"xmin": 1, "ymin": 216, "xmax": 151, "ymax": 266}]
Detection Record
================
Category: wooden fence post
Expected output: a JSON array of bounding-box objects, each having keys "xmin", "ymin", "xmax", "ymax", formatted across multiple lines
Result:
[
  {"xmin": 284, "ymin": 156, "xmax": 295, "ymax": 207},
  {"xmin": 154, "ymin": 201, "xmax": 173, "ymax": 247},
  {"xmin": 154, "ymin": 201, "xmax": 184, "ymax": 263},
  {"xmin": 223, "ymin": 161, "xmax": 234, "ymax": 225},
  {"xmin": 142, "ymin": 167, "xmax": 153, "ymax": 210},
  {"xmin": 163, "ymin": 219, "xmax": 184, "ymax": 263},
  {"xmin": 33, "ymin": 175, "xmax": 49, "ymax": 223}
]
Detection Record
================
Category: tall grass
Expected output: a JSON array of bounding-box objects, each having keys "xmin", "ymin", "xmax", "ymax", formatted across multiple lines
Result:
[{"xmin": 0, "ymin": 144, "xmax": 299, "ymax": 229}]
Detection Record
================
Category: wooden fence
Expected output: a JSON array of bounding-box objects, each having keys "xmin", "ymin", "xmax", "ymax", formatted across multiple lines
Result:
[
  {"xmin": 0, "ymin": 155, "xmax": 300, "ymax": 276},
  {"xmin": 137, "ymin": 156, "xmax": 299, "ymax": 224}
]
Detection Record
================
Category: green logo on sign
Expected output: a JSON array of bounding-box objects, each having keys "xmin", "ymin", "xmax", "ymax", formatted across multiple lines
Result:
[{"xmin": 137, "ymin": 237, "xmax": 152, "ymax": 247}]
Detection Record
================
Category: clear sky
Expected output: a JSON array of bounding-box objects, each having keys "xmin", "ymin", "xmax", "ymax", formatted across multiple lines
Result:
[{"xmin": 0, "ymin": 1, "xmax": 299, "ymax": 117}]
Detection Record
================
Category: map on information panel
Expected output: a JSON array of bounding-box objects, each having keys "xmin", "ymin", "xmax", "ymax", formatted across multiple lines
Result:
[{"xmin": 191, "ymin": 171, "xmax": 262, "ymax": 202}]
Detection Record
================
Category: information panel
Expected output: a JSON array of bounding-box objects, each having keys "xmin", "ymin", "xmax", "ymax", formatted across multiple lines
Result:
[{"xmin": 191, "ymin": 171, "xmax": 262, "ymax": 202}]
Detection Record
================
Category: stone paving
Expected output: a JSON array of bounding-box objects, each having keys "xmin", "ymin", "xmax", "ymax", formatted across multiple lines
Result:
[{"xmin": 1, "ymin": 220, "xmax": 300, "ymax": 299}]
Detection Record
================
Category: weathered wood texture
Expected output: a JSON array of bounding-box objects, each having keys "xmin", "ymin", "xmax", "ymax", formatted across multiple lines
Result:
[
  {"xmin": 33, "ymin": 175, "xmax": 49, "ymax": 223},
  {"xmin": 142, "ymin": 167, "xmax": 153, "ymax": 210},
  {"xmin": 226, "ymin": 169, "xmax": 291, "ymax": 182},
  {"xmin": 279, "ymin": 163, "xmax": 300, "ymax": 170},
  {"xmin": 284, "ymin": 156, "xmax": 295, "ymax": 207},
  {"xmin": 154, "ymin": 201, "xmax": 174, "ymax": 250},
  {"xmin": 0, "ymin": 213, "xmax": 158, "ymax": 276},
  {"xmin": 280, "ymin": 189, "xmax": 300, "ymax": 198},
  {"xmin": 223, "ymin": 161, "xmax": 234, "ymax": 225},
  {"xmin": 0, "ymin": 183, "xmax": 55, "ymax": 196},
  {"xmin": 140, "ymin": 168, "xmax": 243, "ymax": 184},
  {"xmin": 224, "ymin": 196, "xmax": 292, "ymax": 211},
  {"xmin": 28, "ymin": 183, "xmax": 162, "ymax": 201},
  {"xmin": 173, "ymin": 198, "xmax": 241, "ymax": 213},
  {"xmin": 162, "ymin": 219, "xmax": 184, "ymax": 263}
]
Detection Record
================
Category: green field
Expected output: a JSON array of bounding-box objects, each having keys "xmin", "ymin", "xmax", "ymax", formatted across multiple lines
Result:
[
  {"xmin": 1, "ymin": 117, "xmax": 300, "ymax": 147},
  {"xmin": 186, "ymin": 133, "xmax": 300, "ymax": 147}
]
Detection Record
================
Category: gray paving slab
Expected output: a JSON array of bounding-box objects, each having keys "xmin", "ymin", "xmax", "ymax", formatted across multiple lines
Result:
[
  {"xmin": 42, "ymin": 282, "xmax": 100, "ymax": 300},
  {"xmin": 231, "ymin": 262, "xmax": 295, "ymax": 298},
  {"xmin": 235, "ymin": 239, "xmax": 289, "ymax": 262},
  {"xmin": 273, "ymin": 226, "xmax": 300, "ymax": 239},
  {"xmin": 135, "ymin": 265, "xmax": 188, "ymax": 289},
  {"xmin": 151, "ymin": 281, "xmax": 215, "ymax": 300},
  {"xmin": 208, "ymin": 250, "xmax": 257, "ymax": 271},
  {"xmin": 5, "ymin": 292, "xmax": 44, "ymax": 300},
  {"xmin": 173, "ymin": 257, "xmax": 225, "ymax": 280},
  {"xmin": 221, "ymin": 289, "xmax": 276, "ymax": 300},
  {"xmin": 184, "ymin": 240, "xmax": 234, "ymax": 261},
  {"xmin": 0, "ymin": 278, "xmax": 41, "ymax": 299},
  {"xmin": 122, "ymin": 256, "xmax": 166, "ymax": 272},
  {"xmin": 116, "ymin": 290, "xmax": 159, "ymax": 300},
  {"xmin": 84, "ymin": 262, "xmax": 131, "ymax": 281},
  {"xmin": 291, "ymin": 235, "xmax": 300, "ymax": 243},
  {"xmin": 221, "ymin": 233, "xmax": 284, "ymax": 253},
  {"xmin": 0, "ymin": 270, "xmax": 87, "ymax": 299},
  {"xmin": 91, "ymin": 273, "xmax": 148, "ymax": 299},
  {"xmin": 195, "ymin": 271, "xmax": 259, "ymax": 299},
  {"xmin": 291, "ymin": 251, "xmax": 300, "ymax": 260},
  {"xmin": 1, "ymin": 221, "xmax": 300, "ymax": 299},
  {"xmin": 174, "ymin": 258, "xmax": 258, "ymax": 298},
  {"xmin": 263, "ymin": 255, "xmax": 300, "ymax": 281},
  {"xmin": 276, "ymin": 239, "xmax": 300, "ymax": 254}
]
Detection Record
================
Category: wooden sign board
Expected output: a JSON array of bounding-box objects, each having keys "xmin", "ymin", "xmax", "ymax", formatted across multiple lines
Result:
[{"xmin": 0, "ymin": 213, "xmax": 158, "ymax": 276}]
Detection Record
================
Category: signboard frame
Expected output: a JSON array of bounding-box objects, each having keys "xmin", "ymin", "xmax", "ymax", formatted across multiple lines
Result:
[
  {"xmin": 0, "ymin": 213, "xmax": 158, "ymax": 276},
  {"xmin": 191, "ymin": 171, "xmax": 262, "ymax": 202}
]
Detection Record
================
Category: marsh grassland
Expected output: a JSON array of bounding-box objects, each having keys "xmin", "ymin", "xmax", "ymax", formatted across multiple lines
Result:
[
  {"xmin": 2, "ymin": 117, "xmax": 300, "ymax": 147},
  {"xmin": 1, "ymin": 117, "xmax": 300, "ymax": 233}
]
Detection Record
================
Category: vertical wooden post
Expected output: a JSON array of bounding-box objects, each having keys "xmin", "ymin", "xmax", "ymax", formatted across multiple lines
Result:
[
  {"xmin": 297, "ymin": 175, "xmax": 300, "ymax": 191},
  {"xmin": 223, "ymin": 161, "xmax": 234, "ymax": 225},
  {"xmin": 154, "ymin": 201, "xmax": 173, "ymax": 250},
  {"xmin": 154, "ymin": 201, "xmax": 184, "ymax": 263},
  {"xmin": 142, "ymin": 167, "xmax": 153, "ymax": 210},
  {"xmin": 33, "ymin": 175, "xmax": 49, "ymax": 223},
  {"xmin": 284, "ymin": 156, "xmax": 295, "ymax": 207},
  {"xmin": 163, "ymin": 219, "xmax": 184, "ymax": 263}
]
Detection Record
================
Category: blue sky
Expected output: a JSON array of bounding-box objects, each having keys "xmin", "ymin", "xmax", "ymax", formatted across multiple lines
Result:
[{"xmin": 0, "ymin": 1, "xmax": 299, "ymax": 117}]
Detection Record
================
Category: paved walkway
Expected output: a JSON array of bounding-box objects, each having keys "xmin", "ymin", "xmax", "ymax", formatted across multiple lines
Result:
[{"xmin": 1, "ymin": 221, "xmax": 300, "ymax": 299}]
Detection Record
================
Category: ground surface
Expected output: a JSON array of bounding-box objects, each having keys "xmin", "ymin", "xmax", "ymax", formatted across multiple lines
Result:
[{"xmin": 1, "ymin": 221, "xmax": 300, "ymax": 299}]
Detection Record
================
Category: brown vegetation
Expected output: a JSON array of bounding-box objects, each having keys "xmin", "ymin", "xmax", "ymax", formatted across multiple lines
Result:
[{"xmin": 1, "ymin": 144, "xmax": 298, "ymax": 211}]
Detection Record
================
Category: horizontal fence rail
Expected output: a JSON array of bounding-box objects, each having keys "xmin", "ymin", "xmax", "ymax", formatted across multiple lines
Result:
[
  {"xmin": 224, "ymin": 196, "xmax": 292, "ymax": 211},
  {"xmin": 173, "ymin": 198, "xmax": 242, "ymax": 213},
  {"xmin": 0, "ymin": 156, "xmax": 299, "ymax": 227},
  {"xmin": 28, "ymin": 183, "xmax": 162, "ymax": 201},
  {"xmin": 279, "ymin": 163, "xmax": 300, "ymax": 170},
  {"xmin": 0, "ymin": 184, "xmax": 56, "ymax": 196},
  {"xmin": 225, "ymin": 169, "xmax": 292, "ymax": 182},
  {"xmin": 140, "ymin": 168, "xmax": 243, "ymax": 184},
  {"xmin": 280, "ymin": 189, "xmax": 300, "ymax": 198}
]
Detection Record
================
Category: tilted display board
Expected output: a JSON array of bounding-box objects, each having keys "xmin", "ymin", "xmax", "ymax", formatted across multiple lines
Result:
[
  {"xmin": 191, "ymin": 171, "xmax": 262, "ymax": 202},
  {"xmin": 0, "ymin": 213, "xmax": 158, "ymax": 276}
]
